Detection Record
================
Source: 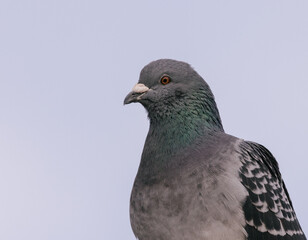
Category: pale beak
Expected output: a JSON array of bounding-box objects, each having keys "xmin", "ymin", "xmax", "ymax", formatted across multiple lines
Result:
[{"xmin": 124, "ymin": 83, "xmax": 149, "ymax": 105}]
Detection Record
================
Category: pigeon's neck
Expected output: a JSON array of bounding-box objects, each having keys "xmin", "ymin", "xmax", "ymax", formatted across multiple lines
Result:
[
  {"xmin": 146, "ymin": 111, "xmax": 223, "ymax": 152},
  {"xmin": 138, "ymin": 104, "xmax": 224, "ymax": 182},
  {"xmin": 145, "ymin": 91, "xmax": 224, "ymax": 134}
]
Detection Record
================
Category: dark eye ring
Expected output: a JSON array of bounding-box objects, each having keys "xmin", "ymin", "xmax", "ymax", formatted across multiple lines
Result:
[{"xmin": 160, "ymin": 76, "xmax": 171, "ymax": 85}]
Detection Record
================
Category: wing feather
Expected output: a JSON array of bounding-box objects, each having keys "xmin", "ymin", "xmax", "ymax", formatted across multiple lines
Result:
[{"xmin": 239, "ymin": 141, "xmax": 306, "ymax": 240}]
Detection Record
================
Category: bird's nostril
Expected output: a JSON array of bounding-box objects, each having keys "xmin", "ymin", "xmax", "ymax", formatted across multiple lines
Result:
[{"xmin": 132, "ymin": 83, "xmax": 149, "ymax": 93}]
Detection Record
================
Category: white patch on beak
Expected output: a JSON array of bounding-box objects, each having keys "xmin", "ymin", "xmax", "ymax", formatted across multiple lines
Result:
[{"xmin": 132, "ymin": 83, "xmax": 149, "ymax": 93}]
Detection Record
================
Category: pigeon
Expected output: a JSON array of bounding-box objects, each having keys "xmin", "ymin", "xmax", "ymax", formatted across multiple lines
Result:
[{"xmin": 124, "ymin": 59, "xmax": 306, "ymax": 240}]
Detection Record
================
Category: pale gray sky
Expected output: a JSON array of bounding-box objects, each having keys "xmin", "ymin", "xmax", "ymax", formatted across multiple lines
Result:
[{"xmin": 0, "ymin": 1, "xmax": 307, "ymax": 239}]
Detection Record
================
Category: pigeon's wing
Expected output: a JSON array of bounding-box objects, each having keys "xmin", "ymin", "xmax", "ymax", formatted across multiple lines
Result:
[{"xmin": 239, "ymin": 141, "xmax": 306, "ymax": 240}]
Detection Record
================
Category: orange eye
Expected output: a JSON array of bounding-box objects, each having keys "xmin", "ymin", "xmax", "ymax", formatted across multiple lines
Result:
[{"xmin": 160, "ymin": 76, "xmax": 171, "ymax": 85}]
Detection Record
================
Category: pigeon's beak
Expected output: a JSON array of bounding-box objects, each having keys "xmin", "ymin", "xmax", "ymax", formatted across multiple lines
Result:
[{"xmin": 124, "ymin": 83, "xmax": 149, "ymax": 105}]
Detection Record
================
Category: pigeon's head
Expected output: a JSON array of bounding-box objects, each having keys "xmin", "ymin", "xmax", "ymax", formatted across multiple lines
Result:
[{"xmin": 124, "ymin": 59, "xmax": 223, "ymax": 130}]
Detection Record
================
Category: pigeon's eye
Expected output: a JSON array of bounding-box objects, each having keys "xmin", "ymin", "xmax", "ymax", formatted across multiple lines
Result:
[{"xmin": 160, "ymin": 76, "xmax": 171, "ymax": 85}]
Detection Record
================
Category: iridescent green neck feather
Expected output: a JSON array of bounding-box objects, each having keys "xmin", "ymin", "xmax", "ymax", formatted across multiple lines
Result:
[
  {"xmin": 138, "ymin": 89, "xmax": 224, "ymax": 181},
  {"xmin": 146, "ymin": 89, "xmax": 223, "ymax": 145}
]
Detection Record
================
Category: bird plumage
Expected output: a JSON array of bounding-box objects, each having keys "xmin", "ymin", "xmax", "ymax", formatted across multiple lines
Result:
[
  {"xmin": 124, "ymin": 59, "xmax": 306, "ymax": 240},
  {"xmin": 239, "ymin": 141, "xmax": 305, "ymax": 239}
]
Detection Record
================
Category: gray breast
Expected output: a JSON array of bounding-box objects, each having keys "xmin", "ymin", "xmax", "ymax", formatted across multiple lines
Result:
[{"xmin": 130, "ymin": 138, "xmax": 248, "ymax": 240}]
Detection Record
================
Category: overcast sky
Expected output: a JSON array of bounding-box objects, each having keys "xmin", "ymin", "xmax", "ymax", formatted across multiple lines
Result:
[{"xmin": 0, "ymin": 1, "xmax": 307, "ymax": 239}]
